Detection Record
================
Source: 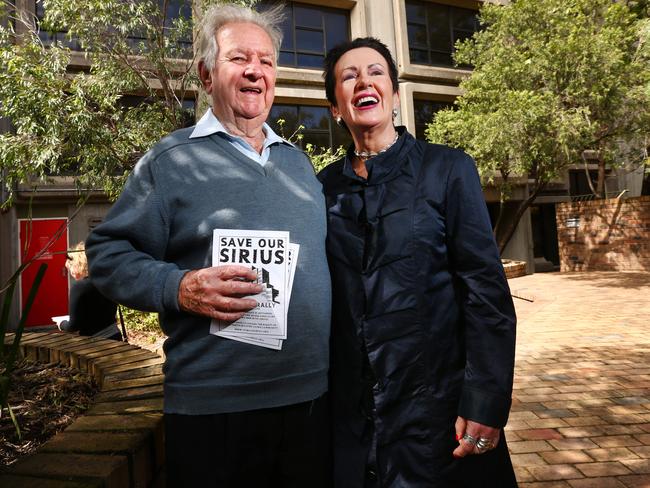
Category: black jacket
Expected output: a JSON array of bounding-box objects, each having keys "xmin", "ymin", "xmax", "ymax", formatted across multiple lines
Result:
[
  {"xmin": 62, "ymin": 278, "xmax": 121, "ymax": 340},
  {"xmin": 318, "ymin": 129, "xmax": 517, "ymax": 487}
]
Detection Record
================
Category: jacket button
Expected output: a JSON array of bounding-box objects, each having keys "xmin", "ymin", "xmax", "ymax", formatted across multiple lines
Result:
[{"xmin": 366, "ymin": 468, "xmax": 377, "ymax": 481}]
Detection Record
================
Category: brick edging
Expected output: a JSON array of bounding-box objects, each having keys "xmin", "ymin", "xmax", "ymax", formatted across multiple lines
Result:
[
  {"xmin": 503, "ymin": 260, "xmax": 527, "ymax": 279},
  {"xmin": 0, "ymin": 332, "xmax": 165, "ymax": 488}
]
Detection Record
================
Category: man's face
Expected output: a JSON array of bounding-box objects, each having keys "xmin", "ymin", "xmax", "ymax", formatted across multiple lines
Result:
[{"xmin": 203, "ymin": 22, "xmax": 276, "ymax": 127}]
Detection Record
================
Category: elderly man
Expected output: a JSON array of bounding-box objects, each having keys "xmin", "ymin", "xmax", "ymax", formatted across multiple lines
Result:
[{"xmin": 86, "ymin": 4, "xmax": 331, "ymax": 487}]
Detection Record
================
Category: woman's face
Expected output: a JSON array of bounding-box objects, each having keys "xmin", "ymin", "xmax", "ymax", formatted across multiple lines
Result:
[{"xmin": 331, "ymin": 47, "xmax": 398, "ymax": 134}]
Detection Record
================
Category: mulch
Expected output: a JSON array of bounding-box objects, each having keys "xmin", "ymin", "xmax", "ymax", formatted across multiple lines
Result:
[{"xmin": 0, "ymin": 359, "xmax": 98, "ymax": 466}]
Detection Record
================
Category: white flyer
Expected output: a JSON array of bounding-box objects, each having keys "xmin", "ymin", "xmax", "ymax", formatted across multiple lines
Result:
[
  {"xmin": 217, "ymin": 243, "xmax": 300, "ymax": 350},
  {"xmin": 208, "ymin": 229, "xmax": 290, "ymax": 346}
]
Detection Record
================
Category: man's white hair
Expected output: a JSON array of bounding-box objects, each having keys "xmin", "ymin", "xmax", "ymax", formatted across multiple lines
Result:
[{"xmin": 198, "ymin": 3, "xmax": 285, "ymax": 71}]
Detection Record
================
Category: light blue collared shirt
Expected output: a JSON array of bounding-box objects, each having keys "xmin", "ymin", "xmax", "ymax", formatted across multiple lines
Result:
[{"xmin": 189, "ymin": 109, "xmax": 289, "ymax": 166}]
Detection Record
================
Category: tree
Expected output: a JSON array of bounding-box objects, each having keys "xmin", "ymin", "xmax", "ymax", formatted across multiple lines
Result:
[
  {"xmin": 427, "ymin": 0, "xmax": 650, "ymax": 253},
  {"xmin": 624, "ymin": 0, "xmax": 650, "ymax": 19},
  {"xmin": 0, "ymin": 0, "xmax": 257, "ymax": 206}
]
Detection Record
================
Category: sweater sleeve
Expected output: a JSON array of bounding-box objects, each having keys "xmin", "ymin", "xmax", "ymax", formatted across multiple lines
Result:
[
  {"xmin": 85, "ymin": 150, "xmax": 187, "ymax": 313},
  {"xmin": 444, "ymin": 151, "xmax": 516, "ymax": 428}
]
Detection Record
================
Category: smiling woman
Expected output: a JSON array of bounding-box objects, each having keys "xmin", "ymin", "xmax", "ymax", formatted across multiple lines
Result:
[
  {"xmin": 323, "ymin": 38, "xmax": 401, "ymax": 180},
  {"xmin": 330, "ymin": 48, "xmax": 399, "ymax": 156},
  {"xmin": 318, "ymin": 37, "xmax": 518, "ymax": 487}
]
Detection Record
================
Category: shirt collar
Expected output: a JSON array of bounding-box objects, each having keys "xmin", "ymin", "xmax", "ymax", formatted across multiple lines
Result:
[{"xmin": 189, "ymin": 108, "xmax": 289, "ymax": 148}]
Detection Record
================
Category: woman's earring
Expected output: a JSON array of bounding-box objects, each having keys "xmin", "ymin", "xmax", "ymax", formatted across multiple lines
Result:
[
  {"xmin": 392, "ymin": 108, "xmax": 398, "ymax": 120},
  {"xmin": 336, "ymin": 117, "xmax": 343, "ymax": 127}
]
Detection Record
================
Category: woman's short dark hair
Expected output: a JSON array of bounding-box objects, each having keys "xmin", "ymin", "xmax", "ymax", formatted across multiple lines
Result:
[{"xmin": 323, "ymin": 37, "xmax": 399, "ymax": 107}]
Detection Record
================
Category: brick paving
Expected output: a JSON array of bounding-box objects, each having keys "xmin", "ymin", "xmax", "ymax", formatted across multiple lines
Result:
[{"xmin": 507, "ymin": 271, "xmax": 650, "ymax": 487}]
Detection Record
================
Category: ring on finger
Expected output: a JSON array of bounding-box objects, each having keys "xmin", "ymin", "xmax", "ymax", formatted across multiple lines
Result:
[
  {"xmin": 475, "ymin": 437, "xmax": 495, "ymax": 452},
  {"xmin": 461, "ymin": 433, "xmax": 477, "ymax": 445}
]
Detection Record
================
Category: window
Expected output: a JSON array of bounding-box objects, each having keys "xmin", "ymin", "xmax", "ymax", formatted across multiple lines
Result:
[
  {"xmin": 260, "ymin": 2, "xmax": 349, "ymax": 69},
  {"xmin": 162, "ymin": 0, "xmax": 193, "ymax": 58},
  {"xmin": 2, "ymin": 0, "xmax": 15, "ymax": 31},
  {"xmin": 569, "ymin": 170, "xmax": 598, "ymax": 197},
  {"xmin": 180, "ymin": 97, "xmax": 196, "ymax": 128},
  {"xmin": 35, "ymin": 1, "xmax": 81, "ymax": 50},
  {"xmin": 406, "ymin": 1, "xmax": 479, "ymax": 67},
  {"xmin": 269, "ymin": 104, "xmax": 350, "ymax": 150},
  {"xmin": 127, "ymin": 0, "xmax": 192, "ymax": 58},
  {"xmin": 414, "ymin": 99, "xmax": 453, "ymax": 140},
  {"xmin": 35, "ymin": 1, "xmax": 191, "ymax": 55},
  {"xmin": 120, "ymin": 95, "xmax": 196, "ymax": 129}
]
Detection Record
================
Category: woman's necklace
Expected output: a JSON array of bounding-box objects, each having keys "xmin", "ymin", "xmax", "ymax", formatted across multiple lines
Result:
[{"xmin": 354, "ymin": 131, "xmax": 399, "ymax": 159}]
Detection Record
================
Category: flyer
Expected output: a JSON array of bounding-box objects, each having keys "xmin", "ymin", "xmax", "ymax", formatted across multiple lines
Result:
[
  {"xmin": 216, "ymin": 243, "xmax": 299, "ymax": 350},
  {"xmin": 208, "ymin": 229, "xmax": 297, "ymax": 349}
]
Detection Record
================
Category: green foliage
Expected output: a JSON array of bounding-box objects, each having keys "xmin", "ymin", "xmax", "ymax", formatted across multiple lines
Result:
[
  {"xmin": 0, "ymin": 0, "xmax": 191, "ymax": 205},
  {"xmin": 625, "ymin": 0, "xmax": 650, "ymax": 18},
  {"xmin": 306, "ymin": 143, "xmax": 346, "ymax": 173},
  {"xmin": 121, "ymin": 307, "xmax": 160, "ymax": 335},
  {"xmin": 0, "ymin": 263, "xmax": 47, "ymax": 438},
  {"xmin": 0, "ymin": 0, "xmax": 264, "ymax": 206},
  {"xmin": 427, "ymin": 0, "xmax": 650, "ymax": 250},
  {"xmin": 274, "ymin": 118, "xmax": 345, "ymax": 173}
]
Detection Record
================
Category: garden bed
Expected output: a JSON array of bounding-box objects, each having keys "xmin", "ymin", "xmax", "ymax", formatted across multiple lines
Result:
[
  {"xmin": 0, "ymin": 332, "xmax": 165, "ymax": 488},
  {"xmin": 0, "ymin": 359, "xmax": 97, "ymax": 466}
]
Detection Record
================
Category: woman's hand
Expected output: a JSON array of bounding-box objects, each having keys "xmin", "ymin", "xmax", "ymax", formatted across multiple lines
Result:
[{"xmin": 453, "ymin": 416, "xmax": 500, "ymax": 458}]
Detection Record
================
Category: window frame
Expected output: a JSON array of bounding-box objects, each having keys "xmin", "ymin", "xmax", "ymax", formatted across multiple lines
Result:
[
  {"xmin": 412, "ymin": 96, "xmax": 455, "ymax": 140},
  {"xmin": 393, "ymin": 0, "xmax": 503, "ymax": 84},
  {"xmin": 398, "ymin": 82, "xmax": 460, "ymax": 138},
  {"xmin": 269, "ymin": 101, "xmax": 351, "ymax": 151},
  {"xmin": 35, "ymin": 0, "xmax": 81, "ymax": 50},
  {"xmin": 269, "ymin": 1, "xmax": 351, "ymax": 70},
  {"xmin": 405, "ymin": 0, "xmax": 479, "ymax": 68}
]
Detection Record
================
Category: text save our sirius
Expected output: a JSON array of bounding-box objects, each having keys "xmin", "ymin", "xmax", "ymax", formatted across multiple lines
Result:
[{"xmin": 218, "ymin": 236, "xmax": 286, "ymax": 265}]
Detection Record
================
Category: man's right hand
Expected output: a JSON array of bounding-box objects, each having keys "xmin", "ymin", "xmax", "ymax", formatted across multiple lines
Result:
[{"xmin": 178, "ymin": 265, "xmax": 262, "ymax": 321}]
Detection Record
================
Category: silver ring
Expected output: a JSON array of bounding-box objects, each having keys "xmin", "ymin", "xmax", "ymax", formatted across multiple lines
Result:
[
  {"xmin": 461, "ymin": 433, "xmax": 477, "ymax": 445},
  {"xmin": 475, "ymin": 437, "xmax": 495, "ymax": 452}
]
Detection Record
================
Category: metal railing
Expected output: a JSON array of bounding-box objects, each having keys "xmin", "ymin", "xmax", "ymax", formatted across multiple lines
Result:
[{"xmin": 570, "ymin": 189, "xmax": 628, "ymax": 202}]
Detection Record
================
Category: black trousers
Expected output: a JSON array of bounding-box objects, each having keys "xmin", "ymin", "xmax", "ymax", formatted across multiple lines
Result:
[{"xmin": 164, "ymin": 395, "xmax": 331, "ymax": 488}]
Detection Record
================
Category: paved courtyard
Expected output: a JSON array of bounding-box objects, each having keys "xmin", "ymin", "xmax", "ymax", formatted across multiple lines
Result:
[{"xmin": 507, "ymin": 271, "xmax": 650, "ymax": 487}]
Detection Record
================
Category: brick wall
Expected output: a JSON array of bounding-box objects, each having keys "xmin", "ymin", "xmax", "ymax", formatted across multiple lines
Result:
[{"xmin": 556, "ymin": 196, "xmax": 650, "ymax": 272}]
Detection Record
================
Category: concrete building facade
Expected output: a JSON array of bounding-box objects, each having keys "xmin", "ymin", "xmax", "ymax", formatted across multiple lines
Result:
[{"xmin": 2, "ymin": 0, "xmax": 645, "ymax": 327}]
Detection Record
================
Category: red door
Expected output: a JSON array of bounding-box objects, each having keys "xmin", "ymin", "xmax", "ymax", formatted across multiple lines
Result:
[{"xmin": 19, "ymin": 218, "xmax": 69, "ymax": 327}]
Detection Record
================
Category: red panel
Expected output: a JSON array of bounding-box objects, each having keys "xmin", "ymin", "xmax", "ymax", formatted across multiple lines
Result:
[{"xmin": 19, "ymin": 219, "xmax": 69, "ymax": 327}]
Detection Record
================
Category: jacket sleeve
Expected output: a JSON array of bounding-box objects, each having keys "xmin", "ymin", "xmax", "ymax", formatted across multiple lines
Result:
[
  {"xmin": 85, "ymin": 150, "xmax": 186, "ymax": 313},
  {"xmin": 444, "ymin": 150, "xmax": 516, "ymax": 428},
  {"xmin": 65, "ymin": 279, "xmax": 89, "ymax": 333}
]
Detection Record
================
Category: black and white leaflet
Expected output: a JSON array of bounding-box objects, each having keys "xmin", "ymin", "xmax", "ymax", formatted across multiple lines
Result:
[
  {"xmin": 217, "ymin": 243, "xmax": 299, "ymax": 350},
  {"xmin": 208, "ymin": 229, "xmax": 296, "ymax": 349}
]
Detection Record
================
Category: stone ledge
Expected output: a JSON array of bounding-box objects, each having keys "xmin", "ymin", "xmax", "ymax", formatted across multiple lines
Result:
[
  {"xmin": 503, "ymin": 259, "xmax": 528, "ymax": 279},
  {"xmin": 0, "ymin": 332, "xmax": 165, "ymax": 488}
]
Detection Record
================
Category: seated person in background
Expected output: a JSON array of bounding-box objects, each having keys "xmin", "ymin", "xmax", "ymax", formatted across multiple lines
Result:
[{"xmin": 60, "ymin": 242, "xmax": 123, "ymax": 341}]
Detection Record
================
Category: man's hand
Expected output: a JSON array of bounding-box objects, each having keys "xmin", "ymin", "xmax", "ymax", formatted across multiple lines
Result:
[
  {"xmin": 178, "ymin": 265, "xmax": 263, "ymax": 321},
  {"xmin": 453, "ymin": 416, "xmax": 501, "ymax": 458}
]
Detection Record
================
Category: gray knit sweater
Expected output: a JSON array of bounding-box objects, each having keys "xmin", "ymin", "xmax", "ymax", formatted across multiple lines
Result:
[{"xmin": 86, "ymin": 128, "xmax": 331, "ymax": 414}]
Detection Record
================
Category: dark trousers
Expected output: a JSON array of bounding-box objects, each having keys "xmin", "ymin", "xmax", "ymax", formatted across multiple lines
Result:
[{"xmin": 164, "ymin": 395, "xmax": 332, "ymax": 488}]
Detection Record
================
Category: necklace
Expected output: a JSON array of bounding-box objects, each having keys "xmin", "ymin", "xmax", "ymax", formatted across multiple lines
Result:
[{"xmin": 354, "ymin": 132, "xmax": 399, "ymax": 159}]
